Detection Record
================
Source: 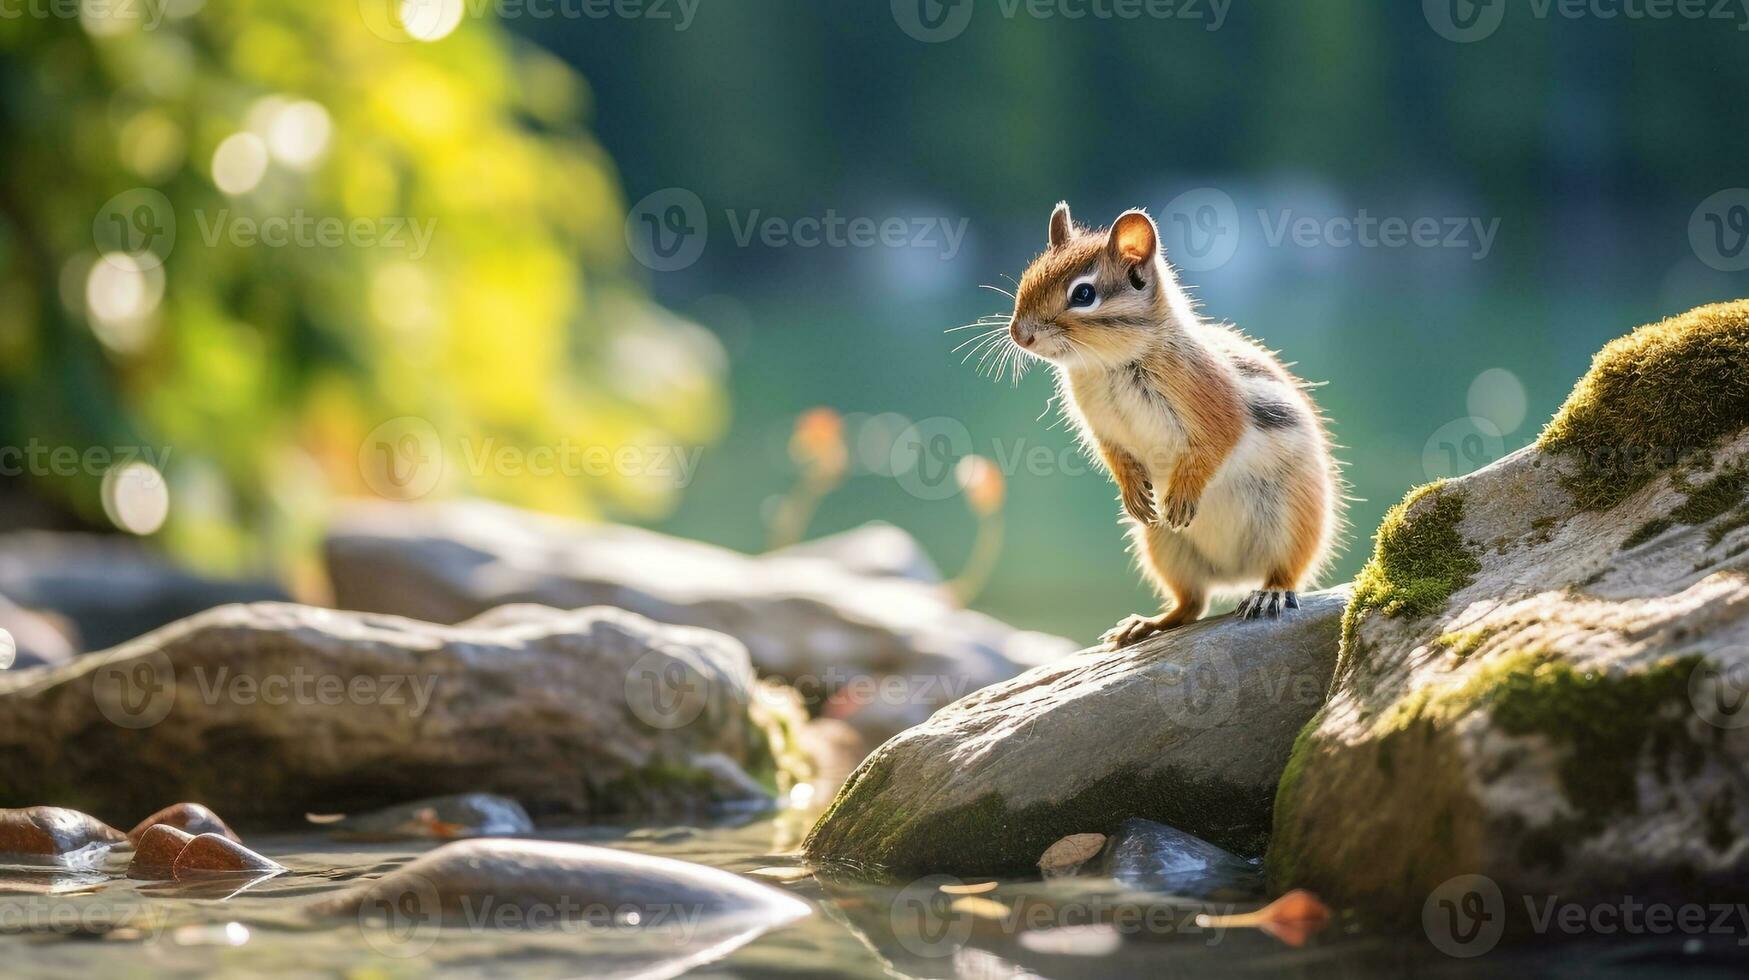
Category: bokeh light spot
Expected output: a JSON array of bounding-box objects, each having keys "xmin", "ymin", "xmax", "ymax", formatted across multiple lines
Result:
[
  {"xmin": 400, "ymin": 0, "xmax": 465, "ymax": 42},
  {"xmin": 102, "ymin": 461, "xmax": 171, "ymax": 536},
  {"xmin": 211, "ymin": 133, "xmax": 269, "ymax": 195},
  {"xmin": 1466, "ymin": 368, "xmax": 1528, "ymax": 436}
]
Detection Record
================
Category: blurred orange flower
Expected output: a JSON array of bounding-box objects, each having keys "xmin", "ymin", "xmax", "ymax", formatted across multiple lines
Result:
[
  {"xmin": 956, "ymin": 455, "xmax": 1004, "ymax": 516},
  {"xmin": 791, "ymin": 407, "xmax": 847, "ymax": 479}
]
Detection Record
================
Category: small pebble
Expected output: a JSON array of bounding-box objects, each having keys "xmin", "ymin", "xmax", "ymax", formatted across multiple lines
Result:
[
  {"xmin": 129, "ymin": 803, "xmax": 240, "ymax": 845},
  {"xmin": 172, "ymin": 834, "xmax": 284, "ymax": 878},
  {"xmin": 128, "ymin": 824, "xmax": 196, "ymax": 879},
  {"xmin": 0, "ymin": 807, "xmax": 126, "ymax": 859}
]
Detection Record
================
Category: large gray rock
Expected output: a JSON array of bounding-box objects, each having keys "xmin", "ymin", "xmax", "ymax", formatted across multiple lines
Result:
[
  {"xmin": 323, "ymin": 500, "xmax": 1075, "ymax": 741},
  {"xmin": 0, "ymin": 603, "xmax": 806, "ymax": 825},
  {"xmin": 1270, "ymin": 301, "xmax": 1749, "ymax": 926},
  {"xmin": 802, "ymin": 589, "xmax": 1348, "ymax": 877}
]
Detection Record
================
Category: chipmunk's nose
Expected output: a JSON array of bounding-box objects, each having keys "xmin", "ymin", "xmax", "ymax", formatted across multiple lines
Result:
[{"xmin": 1009, "ymin": 317, "xmax": 1035, "ymax": 348}]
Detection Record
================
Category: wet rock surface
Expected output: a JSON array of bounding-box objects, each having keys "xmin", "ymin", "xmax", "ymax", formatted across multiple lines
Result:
[
  {"xmin": 128, "ymin": 802, "xmax": 240, "ymax": 843},
  {"xmin": 127, "ymin": 823, "xmax": 197, "ymax": 878},
  {"xmin": 319, "ymin": 793, "xmax": 535, "ymax": 841},
  {"xmin": 0, "ymin": 603, "xmax": 803, "ymax": 824},
  {"xmin": 1100, "ymin": 818, "xmax": 1261, "ymax": 897},
  {"xmin": 0, "ymin": 806, "xmax": 127, "ymax": 860},
  {"xmin": 172, "ymin": 833, "xmax": 284, "ymax": 877},
  {"xmin": 1270, "ymin": 302, "xmax": 1749, "ymax": 923},
  {"xmin": 323, "ymin": 501, "xmax": 1075, "ymax": 741},
  {"xmin": 803, "ymin": 589, "xmax": 1348, "ymax": 876}
]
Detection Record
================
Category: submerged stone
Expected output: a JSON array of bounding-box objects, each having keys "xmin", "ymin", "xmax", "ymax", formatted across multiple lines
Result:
[
  {"xmin": 127, "ymin": 824, "xmax": 196, "ymax": 879},
  {"xmin": 321, "ymin": 793, "xmax": 535, "ymax": 841},
  {"xmin": 171, "ymin": 833, "xmax": 284, "ymax": 877},
  {"xmin": 1100, "ymin": 818, "xmax": 1260, "ymax": 897}
]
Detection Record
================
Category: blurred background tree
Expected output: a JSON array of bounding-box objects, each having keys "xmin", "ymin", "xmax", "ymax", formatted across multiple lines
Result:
[{"xmin": 0, "ymin": 1, "xmax": 725, "ymax": 584}]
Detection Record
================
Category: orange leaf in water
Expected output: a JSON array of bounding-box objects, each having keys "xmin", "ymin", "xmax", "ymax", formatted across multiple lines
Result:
[{"xmin": 1195, "ymin": 889, "xmax": 1331, "ymax": 947}]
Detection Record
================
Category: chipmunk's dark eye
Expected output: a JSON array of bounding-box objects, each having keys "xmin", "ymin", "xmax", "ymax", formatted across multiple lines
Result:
[{"xmin": 1069, "ymin": 282, "xmax": 1097, "ymax": 308}]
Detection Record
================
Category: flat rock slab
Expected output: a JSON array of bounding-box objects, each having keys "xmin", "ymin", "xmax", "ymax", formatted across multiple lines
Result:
[
  {"xmin": 803, "ymin": 589, "xmax": 1348, "ymax": 877},
  {"xmin": 0, "ymin": 603, "xmax": 801, "ymax": 825}
]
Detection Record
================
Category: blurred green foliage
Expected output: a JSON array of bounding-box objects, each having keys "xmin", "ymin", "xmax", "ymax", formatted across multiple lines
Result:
[{"xmin": 0, "ymin": 2, "xmax": 724, "ymax": 575}]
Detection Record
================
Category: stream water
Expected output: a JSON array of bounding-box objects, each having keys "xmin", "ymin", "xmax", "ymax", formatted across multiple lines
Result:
[{"xmin": 0, "ymin": 813, "xmax": 1741, "ymax": 979}]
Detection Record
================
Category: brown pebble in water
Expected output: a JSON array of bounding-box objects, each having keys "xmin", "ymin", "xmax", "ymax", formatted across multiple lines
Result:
[
  {"xmin": 171, "ymin": 833, "xmax": 284, "ymax": 878},
  {"xmin": 128, "ymin": 824, "xmax": 196, "ymax": 879},
  {"xmin": 128, "ymin": 803, "xmax": 240, "ymax": 845},
  {"xmin": 0, "ymin": 807, "xmax": 127, "ymax": 857},
  {"xmin": 1037, "ymin": 833, "xmax": 1106, "ymax": 878}
]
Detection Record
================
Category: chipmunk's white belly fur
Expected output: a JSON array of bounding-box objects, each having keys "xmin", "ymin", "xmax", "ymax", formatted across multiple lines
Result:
[{"xmin": 1066, "ymin": 365, "xmax": 1327, "ymax": 594}]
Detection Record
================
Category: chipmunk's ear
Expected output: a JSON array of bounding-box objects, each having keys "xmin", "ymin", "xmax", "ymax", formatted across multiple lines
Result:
[
  {"xmin": 1109, "ymin": 210, "xmax": 1159, "ymax": 266},
  {"xmin": 1049, "ymin": 201, "xmax": 1074, "ymax": 247}
]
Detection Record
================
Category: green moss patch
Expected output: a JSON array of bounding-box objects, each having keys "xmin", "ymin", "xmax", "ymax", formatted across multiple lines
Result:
[
  {"xmin": 1539, "ymin": 300, "xmax": 1749, "ymax": 512},
  {"xmin": 1622, "ymin": 465, "xmax": 1749, "ymax": 550},
  {"xmin": 805, "ymin": 761, "xmax": 1274, "ymax": 878},
  {"xmin": 1337, "ymin": 483, "xmax": 1481, "ymax": 678}
]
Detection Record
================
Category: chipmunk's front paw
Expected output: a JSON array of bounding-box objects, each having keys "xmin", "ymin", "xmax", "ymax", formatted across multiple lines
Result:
[
  {"xmin": 1159, "ymin": 492, "xmax": 1199, "ymax": 530},
  {"xmin": 1121, "ymin": 482, "xmax": 1158, "ymax": 526},
  {"xmin": 1236, "ymin": 589, "xmax": 1297, "ymax": 620}
]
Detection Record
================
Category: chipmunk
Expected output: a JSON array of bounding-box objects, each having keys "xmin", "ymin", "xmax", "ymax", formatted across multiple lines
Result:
[{"xmin": 1004, "ymin": 202, "xmax": 1341, "ymax": 649}]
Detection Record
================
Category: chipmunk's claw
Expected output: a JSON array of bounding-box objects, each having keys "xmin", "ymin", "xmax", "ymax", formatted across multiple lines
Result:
[
  {"xmin": 1102, "ymin": 612, "xmax": 1176, "ymax": 650},
  {"xmin": 1122, "ymin": 482, "xmax": 1158, "ymax": 526},
  {"xmin": 1238, "ymin": 589, "xmax": 1293, "ymax": 621},
  {"xmin": 1160, "ymin": 493, "xmax": 1198, "ymax": 530}
]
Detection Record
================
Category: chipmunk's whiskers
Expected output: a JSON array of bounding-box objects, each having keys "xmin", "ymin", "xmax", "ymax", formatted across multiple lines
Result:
[
  {"xmin": 954, "ymin": 326, "xmax": 1008, "ymax": 356},
  {"xmin": 978, "ymin": 284, "xmax": 1017, "ymax": 301},
  {"xmin": 945, "ymin": 314, "xmax": 1012, "ymax": 334}
]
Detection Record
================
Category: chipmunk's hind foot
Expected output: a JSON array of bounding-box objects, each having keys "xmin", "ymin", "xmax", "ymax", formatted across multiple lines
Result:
[
  {"xmin": 1102, "ymin": 600, "xmax": 1205, "ymax": 650},
  {"xmin": 1237, "ymin": 589, "xmax": 1297, "ymax": 620}
]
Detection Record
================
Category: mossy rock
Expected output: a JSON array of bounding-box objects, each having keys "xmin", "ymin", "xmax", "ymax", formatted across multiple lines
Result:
[
  {"xmin": 803, "ymin": 589, "xmax": 1349, "ymax": 877},
  {"xmin": 1270, "ymin": 302, "xmax": 1749, "ymax": 927}
]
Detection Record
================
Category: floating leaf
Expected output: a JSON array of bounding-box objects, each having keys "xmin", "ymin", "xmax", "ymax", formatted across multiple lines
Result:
[
  {"xmin": 1196, "ymin": 889, "xmax": 1331, "ymax": 947},
  {"xmin": 949, "ymin": 896, "xmax": 1012, "ymax": 920},
  {"xmin": 1037, "ymin": 832, "xmax": 1106, "ymax": 877},
  {"xmin": 747, "ymin": 866, "xmax": 814, "ymax": 883}
]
